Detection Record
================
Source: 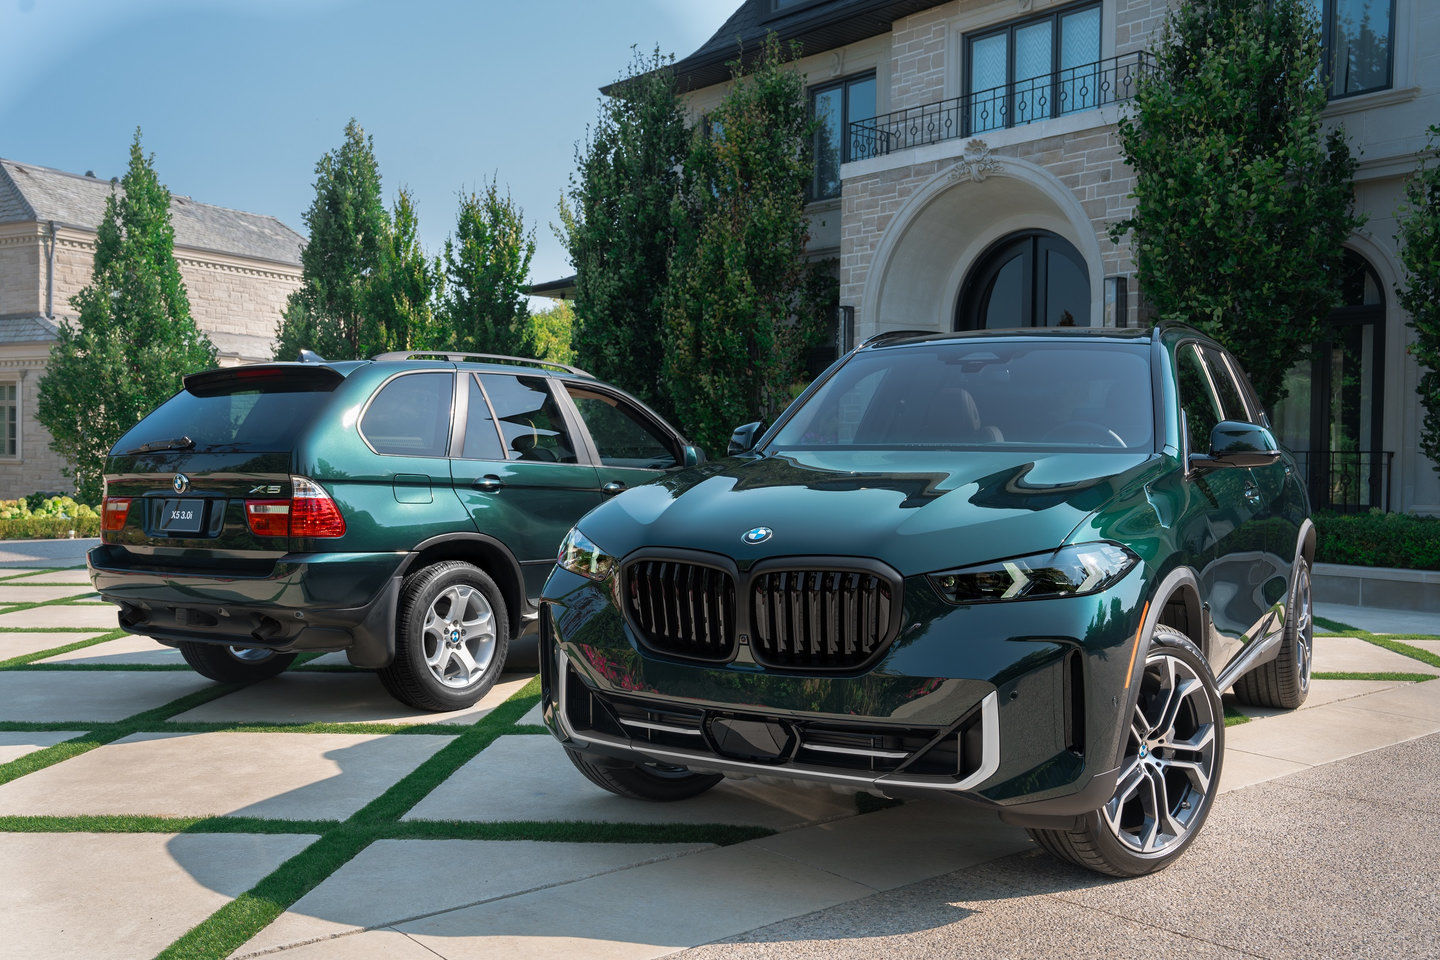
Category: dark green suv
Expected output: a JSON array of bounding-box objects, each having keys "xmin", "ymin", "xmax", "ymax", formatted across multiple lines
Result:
[
  {"xmin": 540, "ymin": 324, "xmax": 1314, "ymax": 876},
  {"xmin": 88, "ymin": 352, "xmax": 699, "ymax": 711}
]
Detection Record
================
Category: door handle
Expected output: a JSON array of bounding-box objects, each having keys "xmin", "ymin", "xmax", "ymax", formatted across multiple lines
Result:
[
  {"xmin": 474, "ymin": 475, "xmax": 503, "ymax": 492},
  {"xmin": 602, "ymin": 481, "xmax": 627, "ymax": 496}
]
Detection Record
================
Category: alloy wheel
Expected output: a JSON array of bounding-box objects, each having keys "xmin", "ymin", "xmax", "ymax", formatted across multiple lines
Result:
[
  {"xmin": 1294, "ymin": 565, "xmax": 1314, "ymax": 694},
  {"xmin": 229, "ymin": 646, "xmax": 276, "ymax": 662},
  {"xmin": 1102, "ymin": 650, "xmax": 1218, "ymax": 856},
  {"xmin": 421, "ymin": 584, "xmax": 496, "ymax": 688}
]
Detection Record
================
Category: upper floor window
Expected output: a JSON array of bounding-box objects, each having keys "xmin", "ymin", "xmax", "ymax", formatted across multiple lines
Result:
[
  {"xmin": 810, "ymin": 72, "xmax": 876, "ymax": 200},
  {"xmin": 1306, "ymin": 0, "xmax": 1393, "ymax": 98},
  {"xmin": 0, "ymin": 383, "xmax": 16, "ymax": 458},
  {"xmin": 966, "ymin": 2, "xmax": 1102, "ymax": 134}
]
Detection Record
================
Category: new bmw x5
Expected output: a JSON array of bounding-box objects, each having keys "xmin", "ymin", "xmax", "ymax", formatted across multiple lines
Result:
[{"xmin": 539, "ymin": 324, "xmax": 1313, "ymax": 876}]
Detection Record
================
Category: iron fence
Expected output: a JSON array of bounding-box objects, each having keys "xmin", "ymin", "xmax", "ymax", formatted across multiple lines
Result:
[{"xmin": 1290, "ymin": 449, "xmax": 1394, "ymax": 513}]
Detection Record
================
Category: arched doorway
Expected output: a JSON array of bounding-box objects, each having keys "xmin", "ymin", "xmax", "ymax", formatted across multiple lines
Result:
[
  {"xmin": 955, "ymin": 230, "xmax": 1090, "ymax": 330},
  {"xmin": 1273, "ymin": 250, "xmax": 1388, "ymax": 511}
]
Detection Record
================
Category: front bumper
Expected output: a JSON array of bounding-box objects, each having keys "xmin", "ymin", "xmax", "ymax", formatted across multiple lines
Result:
[
  {"xmin": 87, "ymin": 546, "xmax": 405, "ymax": 667},
  {"xmin": 540, "ymin": 562, "xmax": 1149, "ymax": 825}
]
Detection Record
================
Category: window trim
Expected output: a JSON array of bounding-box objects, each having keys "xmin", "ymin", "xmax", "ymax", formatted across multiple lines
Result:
[
  {"xmin": 763, "ymin": 0, "xmax": 831, "ymax": 23},
  {"xmin": 1175, "ymin": 340, "xmax": 1227, "ymax": 469},
  {"xmin": 356, "ymin": 369, "xmax": 458, "ymax": 460},
  {"xmin": 1316, "ymin": 0, "xmax": 1396, "ymax": 101},
  {"xmin": 808, "ymin": 69, "xmax": 877, "ymax": 201},
  {"xmin": 0, "ymin": 378, "xmax": 19, "ymax": 461},
  {"xmin": 962, "ymin": 0, "xmax": 1103, "ymax": 136}
]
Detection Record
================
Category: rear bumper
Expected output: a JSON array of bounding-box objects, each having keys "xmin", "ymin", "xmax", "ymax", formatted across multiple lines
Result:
[{"xmin": 87, "ymin": 546, "xmax": 405, "ymax": 667}]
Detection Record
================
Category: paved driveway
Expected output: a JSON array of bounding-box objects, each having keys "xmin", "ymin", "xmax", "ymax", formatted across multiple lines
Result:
[{"xmin": 0, "ymin": 558, "xmax": 1435, "ymax": 960}]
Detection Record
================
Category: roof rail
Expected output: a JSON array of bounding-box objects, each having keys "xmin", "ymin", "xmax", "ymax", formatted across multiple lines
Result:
[
  {"xmin": 371, "ymin": 351, "xmax": 592, "ymax": 377},
  {"xmin": 858, "ymin": 329, "xmax": 935, "ymax": 349}
]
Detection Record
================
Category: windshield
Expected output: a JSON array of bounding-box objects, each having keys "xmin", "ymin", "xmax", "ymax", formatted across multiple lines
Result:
[{"xmin": 769, "ymin": 340, "xmax": 1154, "ymax": 452}]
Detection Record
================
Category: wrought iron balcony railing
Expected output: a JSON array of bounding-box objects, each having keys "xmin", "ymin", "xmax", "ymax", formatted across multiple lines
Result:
[
  {"xmin": 1289, "ymin": 449, "xmax": 1394, "ymax": 513},
  {"xmin": 849, "ymin": 51, "xmax": 1155, "ymax": 161}
]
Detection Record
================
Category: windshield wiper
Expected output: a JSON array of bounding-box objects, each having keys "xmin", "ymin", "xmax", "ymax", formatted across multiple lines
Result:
[{"xmin": 126, "ymin": 436, "xmax": 195, "ymax": 456}]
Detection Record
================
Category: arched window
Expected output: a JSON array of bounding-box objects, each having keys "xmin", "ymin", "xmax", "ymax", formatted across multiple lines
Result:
[{"xmin": 956, "ymin": 230, "xmax": 1089, "ymax": 330}]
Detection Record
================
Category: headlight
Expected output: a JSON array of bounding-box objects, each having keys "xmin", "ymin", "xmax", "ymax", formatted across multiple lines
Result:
[
  {"xmin": 929, "ymin": 542, "xmax": 1137, "ymax": 604},
  {"xmin": 557, "ymin": 526, "xmax": 616, "ymax": 581}
]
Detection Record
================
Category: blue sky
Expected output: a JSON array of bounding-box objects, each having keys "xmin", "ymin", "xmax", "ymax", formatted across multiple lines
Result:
[{"xmin": 0, "ymin": 0, "xmax": 738, "ymax": 290}]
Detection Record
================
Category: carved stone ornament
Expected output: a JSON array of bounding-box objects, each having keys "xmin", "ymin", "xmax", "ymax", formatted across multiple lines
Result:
[{"xmin": 947, "ymin": 139, "xmax": 1002, "ymax": 184}]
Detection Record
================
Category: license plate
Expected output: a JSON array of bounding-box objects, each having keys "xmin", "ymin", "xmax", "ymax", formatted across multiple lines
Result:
[{"xmin": 157, "ymin": 498, "xmax": 205, "ymax": 535}]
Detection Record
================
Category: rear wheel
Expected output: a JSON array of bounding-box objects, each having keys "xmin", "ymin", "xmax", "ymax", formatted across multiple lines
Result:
[
  {"xmin": 177, "ymin": 642, "xmax": 296, "ymax": 683},
  {"xmin": 1233, "ymin": 560, "xmax": 1313, "ymax": 710},
  {"xmin": 1028, "ymin": 626, "xmax": 1222, "ymax": 877},
  {"xmin": 564, "ymin": 747, "xmax": 723, "ymax": 802},
  {"xmin": 379, "ymin": 561, "xmax": 509, "ymax": 712}
]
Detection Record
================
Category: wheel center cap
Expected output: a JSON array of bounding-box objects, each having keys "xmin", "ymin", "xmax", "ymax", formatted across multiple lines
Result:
[{"xmin": 1138, "ymin": 743, "xmax": 1149, "ymax": 759}]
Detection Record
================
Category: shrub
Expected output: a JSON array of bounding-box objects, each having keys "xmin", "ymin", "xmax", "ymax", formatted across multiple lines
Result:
[
  {"xmin": 1314, "ymin": 511, "xmax": 1440, "ymax": 571},
  {"xmin": 0, "ymin": 516, "xmax": 101, "ymax": 540}
]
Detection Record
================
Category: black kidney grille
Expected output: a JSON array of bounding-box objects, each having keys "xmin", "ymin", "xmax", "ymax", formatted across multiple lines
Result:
[
  {"xmin": 750, "ymin": 570, "xmax": 896, "ymax": 669},
  {"xmin": 627, "ymin": 560, "xmax": 736, "ymax": 660}
]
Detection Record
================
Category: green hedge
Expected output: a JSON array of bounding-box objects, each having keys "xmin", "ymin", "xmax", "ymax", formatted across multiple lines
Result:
[
  {"xmin": 1314, "ymin": 511, "xmax": 1440, "ymax": 571},
  {"xmin": 0, "ymin": 516, "xmax": 100, "ymax": 540}
]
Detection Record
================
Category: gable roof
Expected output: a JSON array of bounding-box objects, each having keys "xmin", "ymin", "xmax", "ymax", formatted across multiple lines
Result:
[
  {"xmin": 613, "ymin": 0, "xmax": 951, "ymax": 94},
  {"xmin": 0, "ymin": 158, "xmax": 304, "ymax": 267}
]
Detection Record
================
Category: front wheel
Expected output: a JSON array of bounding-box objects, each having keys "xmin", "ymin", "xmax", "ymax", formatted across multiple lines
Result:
[
  {"xmin": 1029, "ymin": 626, "xmax": 1223, "ymax": 877},
  {"xmin": 564, "ymin": 747, "xmax": 723, "ymax": 802},
  {"xmin": 177, "ymin": 642, "xmax": 297, "ymax": 683}
]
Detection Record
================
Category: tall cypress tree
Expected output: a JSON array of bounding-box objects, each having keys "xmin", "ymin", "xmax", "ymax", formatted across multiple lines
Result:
[
  {"xmin": 37, "ymin": 129, "xmax": 217, "ymax": 502},
  {"xmin": 275, "ymin": 119, "xmax": 390, "ymax": 360},
  {"xmin": 1113, "ymin": 0, "xmax": 1360, "ymax": 407},
  {"xmin": 364, "ymin": 188, "xmax": 441, "ymax": 353},
  {"xmin": 439, "ymin": 181, "xmax": 535, "ymax": 357},
  {"xmin": 562, "ymin": 47, "xmax": 690, "ymax": 412}
]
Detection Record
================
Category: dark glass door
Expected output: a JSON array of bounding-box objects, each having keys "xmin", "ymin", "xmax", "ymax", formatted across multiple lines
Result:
[{"xmin": 956, "ymin": 230, "xmax": 1090, "ymax": 330}]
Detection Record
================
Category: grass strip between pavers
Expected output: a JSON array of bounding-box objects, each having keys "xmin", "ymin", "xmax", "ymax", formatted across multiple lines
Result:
[
  {"xmin": 1223, "ymin": 702, "xmax": 1251, "ymax": 726},
  {"xmin": 0, "ymin": 814, "xmax": 341, "ymax": 835},
  {"xmin": 0, "ymin": 628, "xmax": 124, "ymax": 669},
  {"xmin": 1312, "ymin": 671, "xmax": 1437, "ymax": 682},
  {"xmin": 0, "ymin": 593, "xmax": 109, "ymax": 618}
]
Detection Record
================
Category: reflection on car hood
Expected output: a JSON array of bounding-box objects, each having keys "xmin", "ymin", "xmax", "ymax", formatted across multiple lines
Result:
[{"xmin": 581, "ymin": 448, "xmax": 1163, "ymax": 577}]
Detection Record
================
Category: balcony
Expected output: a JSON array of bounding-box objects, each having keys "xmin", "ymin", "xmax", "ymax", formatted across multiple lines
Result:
[{"xmin": 849, "ymin": 51, "xmax": 1155, "ymax": 161}]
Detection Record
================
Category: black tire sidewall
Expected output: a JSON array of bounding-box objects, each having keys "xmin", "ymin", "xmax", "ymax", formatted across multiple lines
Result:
[
  {"xmin": 392, "ymin": 562, "xmax": 509, "ymax": 711},
  {"xmin": 177, "ymin": 641, "xmax": 296, "ymax": 683}
]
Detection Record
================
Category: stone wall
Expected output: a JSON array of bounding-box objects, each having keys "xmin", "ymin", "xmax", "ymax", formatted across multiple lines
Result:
[{"xmin": 887, "ymin": 3, "xmax": 952, "ymax": 111}]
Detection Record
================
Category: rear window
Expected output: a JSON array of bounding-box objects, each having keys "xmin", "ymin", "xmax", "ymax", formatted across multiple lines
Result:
[{"xmin": 114, "ymin": 375, "xmax": 339, "ymax": 455}]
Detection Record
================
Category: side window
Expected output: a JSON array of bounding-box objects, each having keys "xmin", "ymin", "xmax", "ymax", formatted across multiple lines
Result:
[
  {"xmin": 1175, "ymin": 344, "xmax": 1222, "ymax": 454},
  {"xmin": 360, "ymin": 372, "xmax": 453, "ymax": 457},
  {"xmin": 479, "ymin": 374, "xmax": 579, "ymax": 464},
  {"xmin": 566, "ymin": 387, "xmax": 678, "ymax": 469},
  {"xmin": 1201, "ymin": 346, "xmax": 1255, "ymax": 424},
  {"xmin": 461, "ymin": 375, "xmax": 504, "ymax": 460}
]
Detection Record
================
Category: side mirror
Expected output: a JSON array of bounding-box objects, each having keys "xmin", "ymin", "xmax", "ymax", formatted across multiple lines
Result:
[
  {"xmin": 1192, "ymin": 420, "xmax": 1282, "ymax": 470},
  {"xmin": 681, "ymin": 444, "xmax": 705, "ymax": 467},
  {"xmin": 727, "ymin": 421, "xmax": 765, "ymax": 457}
]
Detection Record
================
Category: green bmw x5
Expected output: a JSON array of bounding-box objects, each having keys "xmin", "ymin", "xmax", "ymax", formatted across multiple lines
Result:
[
  {"xmin": 541, "ymin": 323, "xmax": 1314, "ymax": 877},
  {"xmin": 88, "ymin": 352, "xmax": 699, "ymax": 712}
]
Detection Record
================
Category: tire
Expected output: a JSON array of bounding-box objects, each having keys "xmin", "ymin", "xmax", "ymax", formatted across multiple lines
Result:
[
  {"xmin": 378, "ymin": 561, "xmax": 509, "ymax": 712},
  {"xmin": 564, "ymin": 747, "xmax": 723, "ymax": 802},
  {"xmin": 1233, "ymin": 560, "xmax": 1313, "ymax": 710},
  {"xmin": 1028, "ymin": 625, "xmax": 1224, "ymax": 877},
  {"xmin": 177, "ymin": 642, "xmax": 296, "ymax": 683}
]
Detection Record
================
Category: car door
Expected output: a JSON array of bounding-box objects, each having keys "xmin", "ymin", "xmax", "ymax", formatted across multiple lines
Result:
[
  {"xmin": 1174, "ymin": 341, "xmax": 1265, "ymax": 677},
  {"xmin": 449, "ymin": 372, "xmax": 602, "ymax": 600},
  {"xmin": 1203, "ymin": 345, "xmax": 1295, "ymax": 641},
  {"xmin": 560, "ymin": 382, "xmax": 682, "ymax": 497}
]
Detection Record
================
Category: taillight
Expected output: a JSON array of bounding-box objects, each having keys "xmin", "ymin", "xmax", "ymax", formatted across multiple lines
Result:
[
  {"xmin": 101, "ymin": 497, "xmax": 131, "ymax": 540},
  {"xmin": 289, "ymin": 476, "xmax": 346, "ymax": 538},
  {"xmin": 243, "ymin": 477, "xmax": 345, "ymax": 539}
]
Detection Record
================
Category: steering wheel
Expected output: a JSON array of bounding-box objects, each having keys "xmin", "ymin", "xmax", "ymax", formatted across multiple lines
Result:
[{"xmin": 1042, "ymin": 420, "xmax": 1127, "ymax": 447}]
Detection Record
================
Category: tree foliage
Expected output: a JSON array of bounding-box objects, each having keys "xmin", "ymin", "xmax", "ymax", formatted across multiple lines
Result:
[
  {"xmin": 1113, "ymin": 0, "xmax": 1360, "ymax": 407},
  {"xmin": 37, "ymin": 130, "xmax": 217, "ymax": 501},
  {"xmin": 440, "ymin": 181, "xmax": 536, "ymax": 357},
  {"xmin": 525, "ymin": 301, "xmax": 577, "ymax": 366},
  {"xmin": 1396, "ymin": 125, "xmax": 1440, "ymax": 479},
  {"xmin": 366, "ymin": 188, "xmax": 441, "ymax": 353},
  {"xmin": 275, "ymin": 119, "xmax": 390, "ymax": 360},
  {"xmin": 662, "ymin": 36, "xmax": 830, "ymax": 454},
  {"xmin": 562, "ymin": 47, "xmax": 690, "ymax": 412}
]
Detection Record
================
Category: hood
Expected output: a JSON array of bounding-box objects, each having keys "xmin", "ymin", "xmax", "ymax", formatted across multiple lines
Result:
[{"xmin": 579, "ymin": 448, "xmax": 1165, "ymax": 577}]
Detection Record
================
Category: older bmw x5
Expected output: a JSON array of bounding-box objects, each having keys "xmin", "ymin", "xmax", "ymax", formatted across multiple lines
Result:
[
  {"xmin": 540, "ymin": 323, "xmax": 1314, "ymax": 876},
  {"xmin": 88, "ymin": 351, "xmax": 700, "ymax": 711}
]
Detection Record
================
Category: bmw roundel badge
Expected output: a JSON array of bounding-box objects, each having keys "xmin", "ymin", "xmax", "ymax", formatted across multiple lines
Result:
[
  {"xmin": 173, "ymin": 473, "xmax": 190, "ymax": 494},
  {"xmin": 742, "ymin": 526, "xmax": 773, "ymax": 545}
]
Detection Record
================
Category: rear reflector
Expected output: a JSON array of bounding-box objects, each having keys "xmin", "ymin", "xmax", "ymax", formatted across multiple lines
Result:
[
  {"xmin": 101, "ymin": 497, "xmax": 131, "ymax": 540},
  {"xmin": 245, "ymin": 500, "xmax": 290, "ymax": 538},
  {"xmin": 290, "ymin": 476, "xmax": 346, "ymax": 538}
]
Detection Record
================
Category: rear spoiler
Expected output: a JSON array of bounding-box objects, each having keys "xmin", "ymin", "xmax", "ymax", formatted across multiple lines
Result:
[{"xmin": 183, "ymin": 363, "xmax": 346, "ymax": 397}]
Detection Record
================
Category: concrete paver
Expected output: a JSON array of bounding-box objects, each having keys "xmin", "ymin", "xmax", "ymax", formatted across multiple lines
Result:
[
  {"xmin": 1224, "ymin": 698, "xmax": 1439, "ymax": 766},
  {"xmin": 40, "ymin": 633, "xmax": 184, "ymax": 665},
  {"xmin": 1409, "ymin": 638, "xmax": 1440, "ymax": 657},
  {"xmin": 0, "ymin": 730, "xmax": 454, "ymax": 819},
  {"xmin": 0, "ymin": 584, "xmax": 100, "ymax": 603},
  {"xmin": 1313, "ymin": 634, "xmax": 1440, "ymax": 674},
  {"xmin": 234, "ymin": 839, "xmax": 714, "ymax": 956},
  {"xmin": 0, "ymin": 730, "xmax": 85, "ymax": 764},
  {"xmin": 403, "ymin": 734, "xmax": 859, "ymax": 829},
  {"xmin": 1217, "ymin": 747, "xmax": 1310, "ymax": 792},
  {"xmin": 237, "ymin": 930, "xmax": 441, "ymax": 960},
  {"xmin": 0, "ymin": 831, "xmax": 314, "ymax": 960},
  {"xmin": 0, "ymin": 670, "xmax": 213, "ymax": 722},
  {"xmin": 170, "ymin": 672, "xmax": 531, "ymax": 726},
  {"xmin": 15, "ymin": 568, "xmax": 96, "ymax": 586},
  {"xmin": 0, "ymin": 602, "xmax": 118, "ymax": 629},
  {"xmin": 0, "ymin": 630, "xmax": 108, "ymax": 662}
]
